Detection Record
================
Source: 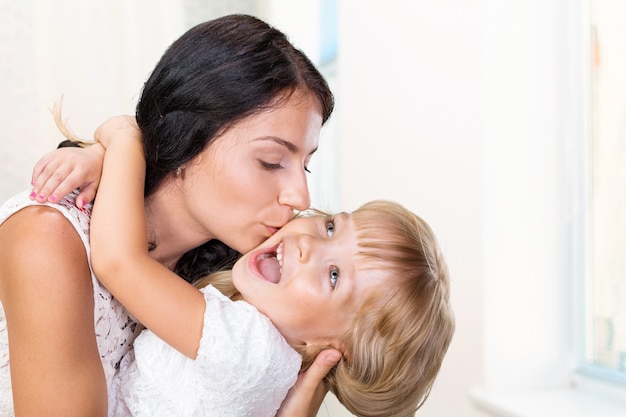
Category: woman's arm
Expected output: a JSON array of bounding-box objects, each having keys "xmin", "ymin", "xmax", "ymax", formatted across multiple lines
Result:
[
  {"xmin": 90, "ymin": 124, "xmax": 205, "ymax": 359},
  {"xmin": 276, "ymin": 349, "xmax": 341, "ymax": 417},
  {"xmin": 0, "ymin": 207, "xmax": 107, "ymax": 416}
]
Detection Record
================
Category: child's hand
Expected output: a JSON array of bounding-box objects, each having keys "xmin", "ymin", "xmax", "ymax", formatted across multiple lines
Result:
[{"xmin": 30, "ymin": 143, "xmax": 105, "ymax": 209}]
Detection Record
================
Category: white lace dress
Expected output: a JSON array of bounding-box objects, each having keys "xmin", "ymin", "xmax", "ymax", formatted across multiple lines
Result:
[
  {"xmin": 112, "ymin": 284, "xmax": 302, "ymax": 417},
  {"xmin": 0, "ymin": 190, "xmax": 138, "ymax": 417}
]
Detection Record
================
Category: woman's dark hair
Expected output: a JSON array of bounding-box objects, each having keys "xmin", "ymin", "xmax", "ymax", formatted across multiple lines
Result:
[{"xmin": 136, "ymin": 14, "xmax": 334, "ymax": 282}]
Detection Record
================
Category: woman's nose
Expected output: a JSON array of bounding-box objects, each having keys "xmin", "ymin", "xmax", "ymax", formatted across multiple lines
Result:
[{"xmin": 278, "ymin": 170, "xmax": 310, "ymax": 211}]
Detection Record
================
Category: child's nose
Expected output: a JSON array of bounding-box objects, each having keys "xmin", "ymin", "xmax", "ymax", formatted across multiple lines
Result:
[{"xmin": 296, "ymin": 234, "xmax": 315, "ymax": 263}]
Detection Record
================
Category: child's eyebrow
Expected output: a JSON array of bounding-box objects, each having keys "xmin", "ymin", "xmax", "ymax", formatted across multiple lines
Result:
[
  {"xmin": 334, "ymin": 212, "xmax": 350, "ymax": 222},
  {"xmin": 335, "ymin": 213, "xmax": 359, "ymax": 298}
]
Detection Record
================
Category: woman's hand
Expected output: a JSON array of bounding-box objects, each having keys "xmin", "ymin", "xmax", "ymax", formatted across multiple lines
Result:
[
  {"xmin": 276, "ymin": 349, "xmax": 342, "ymax": 417},
  {"xmin": 30, "ymin": 144, "xmax": 105, "ymax": 208}
]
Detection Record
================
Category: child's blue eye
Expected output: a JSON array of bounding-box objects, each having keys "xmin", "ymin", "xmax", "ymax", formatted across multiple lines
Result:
[
  {"xmin": 329, "ymin": 266, "xmax": 339, "ymax": 289},
  {"xmin": 326, "ymin": 217, "xmax": 335, "ymax": 237}
]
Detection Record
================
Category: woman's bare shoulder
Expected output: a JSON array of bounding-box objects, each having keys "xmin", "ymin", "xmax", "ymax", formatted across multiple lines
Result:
[
  {"xmin": 2, "ymin": 204, "xmax": 86, "ymax": 243},
  {"xmin": 0, "ymin": 205, "xmax": 89, "ymax": 293}
]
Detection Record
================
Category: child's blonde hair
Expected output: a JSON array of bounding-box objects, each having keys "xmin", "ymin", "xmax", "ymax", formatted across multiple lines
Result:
[{"xmin": 194, "ymin": 200, "xmax": 455, "ymax": 417}]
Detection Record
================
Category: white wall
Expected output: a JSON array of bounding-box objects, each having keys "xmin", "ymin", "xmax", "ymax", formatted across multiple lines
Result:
[
  {"xmin": 329, "ymin": 1, "xmax": 591, "ymax": 416},
  {"xmin": 0, "ymin": 0, "xmax": 186, "ymax": 202},
  {"xmin": 479, "ymin": 0, "xmax": 579, "ymax": 391},
  {"xmin": 330, "ymin": 1, "xmax": 485, "ymax": 416}
]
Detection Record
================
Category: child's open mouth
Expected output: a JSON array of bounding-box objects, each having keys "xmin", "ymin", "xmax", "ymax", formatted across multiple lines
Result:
[{"xmin": 255, "ymin": 242, "xmax": 283, "ymax": 284}]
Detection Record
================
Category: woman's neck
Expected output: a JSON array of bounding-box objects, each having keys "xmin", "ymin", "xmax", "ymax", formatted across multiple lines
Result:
[{"xmin": 144, "ymin": 184, "xmax": 214, "ymax": 270}]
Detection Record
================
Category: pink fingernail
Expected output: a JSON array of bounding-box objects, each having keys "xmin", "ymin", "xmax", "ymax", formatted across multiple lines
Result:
[
  {"xmin": 48, "ymin": 195, "xmax": 57, "ymax": 202},
  {"xmin": 29, "ymin": 191, "xmax": 36, "ymax": 198},
  {"xmin": 81, "ymin": 199, "xmax": 87, "ymax": 207}
]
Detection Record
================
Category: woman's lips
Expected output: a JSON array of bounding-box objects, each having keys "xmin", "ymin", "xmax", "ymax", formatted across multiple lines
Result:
[{"xmin": 266, "ymin": 225, "xmax": 279, "ymax": 236}]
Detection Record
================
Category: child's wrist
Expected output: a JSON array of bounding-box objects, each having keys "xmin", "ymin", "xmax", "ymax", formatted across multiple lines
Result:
[
  {"xmin": 90, "ymin": 141, "xmax": 106, "ymax": 158},
  {"xmin": 94, "ymin": 115, "xmax": 139, "ymax": 149}
]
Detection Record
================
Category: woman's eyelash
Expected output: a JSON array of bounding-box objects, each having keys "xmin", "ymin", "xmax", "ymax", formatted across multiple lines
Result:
[
  {"xmin": 259, "ymin": 159, "xmax": 312, "ymax": 174},
  {"xmin": 329, "ymin": 266, "xmax": 339, "ymax": 289},
  {"xmin": 259, "ymin": 161, "xmax": 283, "ymax": 170}
]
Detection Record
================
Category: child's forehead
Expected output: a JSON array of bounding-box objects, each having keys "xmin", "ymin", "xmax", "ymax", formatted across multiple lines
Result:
[
  {"xmin": 354, "ymin": 253, "xmax": 392, "ymax": 273},
  {"xmin": 351, "ymin": 262, "xmax": 393, "ymax": 304}
]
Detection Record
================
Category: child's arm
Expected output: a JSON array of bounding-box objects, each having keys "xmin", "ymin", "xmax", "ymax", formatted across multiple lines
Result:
[
  {"xmin": 30, "ymin": 116, "xmax": 139, "ymax": 208},
  {"xmin": 90, "ymin": 124, "xmax": 205, "ymax": 359}
]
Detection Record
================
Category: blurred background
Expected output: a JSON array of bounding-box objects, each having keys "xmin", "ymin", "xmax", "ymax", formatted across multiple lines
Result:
[{"xmin": 1, "ymin": 1, "xmax": 625, "ymax": 416}]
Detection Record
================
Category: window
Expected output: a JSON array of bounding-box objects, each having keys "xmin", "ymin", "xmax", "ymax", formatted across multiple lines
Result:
[
  {"xmin": 583, "ymin": 0, "xmax": 626, "ymax": 383},
  {"xmin": 472, "ymin": 1, "xmax": 626, "ymax": 415}
]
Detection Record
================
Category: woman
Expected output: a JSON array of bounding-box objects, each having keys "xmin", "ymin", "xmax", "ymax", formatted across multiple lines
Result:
[{"xmin": 0, "ymin": 14, "xmax": 336, "ymax": 416}]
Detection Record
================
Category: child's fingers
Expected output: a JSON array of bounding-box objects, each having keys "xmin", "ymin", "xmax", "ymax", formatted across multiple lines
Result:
[
  {"xmin": 33, "ymin": 163, "xmax": 77, "ymax": 203},
  {"xmin": 75, "ymin": 184, "xmax": 98, "ymax": 209},
  {"xmin": 31, "ymin": 155, "xmax": 50, "ymax": 185},
  {"xmin": 30, "ymin": 147, "xmax": 98, "ymax": 204},
  {"xmin": 30, "ymin": 153, "xmax": 56, "ymax": 196},
  {"xmin": 30, "ymin": 156, "xmax": 67, "ymax": 202},
  {"xmin": 33, "ymin": 159, "xmax": 88, "ymax": 204}
]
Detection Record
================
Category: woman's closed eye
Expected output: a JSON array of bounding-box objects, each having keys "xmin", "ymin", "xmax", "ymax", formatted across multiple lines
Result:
[{"xmin": 258, "ymin": 160, "xmax": 283, "ymax": 170}]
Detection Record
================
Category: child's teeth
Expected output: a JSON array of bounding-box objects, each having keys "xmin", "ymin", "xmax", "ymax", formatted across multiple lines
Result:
[{"xmin": 277, "ymin": 242, "xmax": 283, "ymax": 274}]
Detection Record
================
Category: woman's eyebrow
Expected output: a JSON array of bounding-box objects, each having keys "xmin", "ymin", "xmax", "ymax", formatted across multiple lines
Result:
[{"xmin": 256, "ymin": 136, "xmax": 318, "ymax": 156}]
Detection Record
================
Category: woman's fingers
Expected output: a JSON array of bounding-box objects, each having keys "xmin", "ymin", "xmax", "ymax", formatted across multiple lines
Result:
[{"xmin": 276, "ymin": 349, "xmax": 342, "ymax": 417}]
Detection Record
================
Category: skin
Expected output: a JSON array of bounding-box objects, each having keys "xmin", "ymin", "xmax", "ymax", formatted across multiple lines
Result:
[
  {"xmin": 0, "ymin": 207, "xmax": 107, "ymax": 417},
  {"xmin": 91, "ymin": 133, "xmax": 387, "ymax": 354},
  {"xmin": 153, "ymin": 91, "xmax": 322, "ymax": 259},
  {"xmin": 0, "ymin": 93, "xmax": 336, "ymax": 416},
  {"xmin": 275, "ymin": 348, "xmax": 341, "ymax": 417},
  {"xmin": 234, "ymin": 213, "xmax": 388, "ymax": 351},
  {"xmin": 91, "ymin": 118, "xmax": 360, "ymax": 416},
  {"xmin": 33, "ymin": 92, "xmax": 322, "ymax": 266},
  {"xmin": 89, "ymin": 123, "xmax": 370, "ymax": 413}
]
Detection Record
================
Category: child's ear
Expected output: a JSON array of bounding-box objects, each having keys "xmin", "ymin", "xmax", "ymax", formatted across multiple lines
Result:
[
  {"xmin": 298, "ymin": 345, "xmax": 345, "ymax": 373},
  {"xmin": 318, "ymin": 340, "xmax": 348, "ymax": 362}
]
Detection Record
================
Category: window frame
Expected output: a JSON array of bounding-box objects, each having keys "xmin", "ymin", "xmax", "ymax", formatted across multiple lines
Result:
[
  {"xmin": 471, "ymin": 0, "xmax": 626, "ymax": 414},
  {"xmin": 577, "ymin": 0, "xmax": 626, "ymax": 386}
]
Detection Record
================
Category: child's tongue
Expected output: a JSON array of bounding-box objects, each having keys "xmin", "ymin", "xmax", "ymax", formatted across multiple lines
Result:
[{"xmin": 257, "ymin": 256, "xmax": 280, "ymax": 283}]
